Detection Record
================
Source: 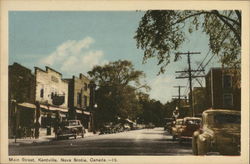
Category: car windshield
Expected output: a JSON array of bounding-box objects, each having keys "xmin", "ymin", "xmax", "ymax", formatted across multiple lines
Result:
[{"xmin": 213, "ymin": 114, "xmax": 240, "ymax": 127}]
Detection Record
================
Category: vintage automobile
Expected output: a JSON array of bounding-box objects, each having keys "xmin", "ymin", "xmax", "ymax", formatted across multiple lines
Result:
[
  {"xmin": 164, "ymin": 118, "xmax": 175, "ymax": 132},
  {"xmin": 99, "ymin": 122, "xmax": 114, "ymax": 134},
  {"xmin": 178, "ymin": 117, "xmax": 201, "ymax": 143},
  {"xmin": 171, "ymin": 118, "xmax": 184, "ymax": 141},
  {"xmin": 192, "ymin": 109, "xmax": 240, "ymax": 155},
  {"xmin": 56, "ymin": 120, "xmax": 85, "ymax": 139}
]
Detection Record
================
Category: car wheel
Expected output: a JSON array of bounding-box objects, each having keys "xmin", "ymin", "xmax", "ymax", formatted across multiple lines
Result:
[
  {"xmin": 82, "ymin": 132, "xmax": 84, "ymax": 138},
  {"xmin": 192, "ymin": 136, "xmax": 198, "ymax": 155}
]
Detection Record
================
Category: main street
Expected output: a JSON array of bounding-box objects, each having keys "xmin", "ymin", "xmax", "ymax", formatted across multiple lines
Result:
[{"xmin": 9, "ymin": 128, "xmax": 192, "ymax": 155}]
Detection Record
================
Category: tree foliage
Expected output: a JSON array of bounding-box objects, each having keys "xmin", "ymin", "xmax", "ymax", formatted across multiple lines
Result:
[
  {"xmin": 88, "ymin": 60, "xmax": 148, "ymax": 124},
  {"xmin": 134, "ymin": 10, "xmax": 241, "ymax": 74}
]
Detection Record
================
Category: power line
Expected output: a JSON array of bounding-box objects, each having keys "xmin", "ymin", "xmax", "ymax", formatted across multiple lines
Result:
[{"xmin": 175, "ymin": 51, "xmax": 204, "ymax": 117}]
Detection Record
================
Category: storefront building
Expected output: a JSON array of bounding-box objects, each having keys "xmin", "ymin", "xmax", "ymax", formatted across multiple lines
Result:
[
  {"xmin": 65, "ymin": 73, "xmax": 91, "ymax": 129},
  {"xmin": 8, "ymin": 63, "xmax": 36, "ymax": 138},
  {"xmin": 35, "ymin": 66, "xmax": 69, "ymax": 133}
]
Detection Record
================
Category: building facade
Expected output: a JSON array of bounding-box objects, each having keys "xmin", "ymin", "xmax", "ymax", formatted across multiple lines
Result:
[
  {"xmin": 35, "ymin": 66, "xmax": 69, "ymax": 129},
  {"xmin": 66, "ymin": 73, "xmax": 91, "ymax": 129},
  {"xmin": 8, "ymin": 63, "xmax": 36, "ymax": 138},
  {"xmin": 205, "ymin": 67, "xmax": 241, "ymax": 110}
]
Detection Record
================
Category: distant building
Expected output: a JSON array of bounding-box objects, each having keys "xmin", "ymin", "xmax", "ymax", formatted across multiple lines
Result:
[
  {"xmin": 65, "ymin": 73, "xmax": 91, "ymax": 129},
  {"xmin": 34, "ymin": 66, "xmax": 69, "ymax": 128},
  {"xmin": 205, "ymin": 67, "xmax": 241, "ymax": 110},
  {"xmin": 8, "ymin": 63, "xmax": 36, "ymax": 138}
]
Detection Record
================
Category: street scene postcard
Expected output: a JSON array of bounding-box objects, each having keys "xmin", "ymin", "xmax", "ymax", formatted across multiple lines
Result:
[{"xmin": 0, "ymin": 1, "xmax": 249, "ymax": 164}]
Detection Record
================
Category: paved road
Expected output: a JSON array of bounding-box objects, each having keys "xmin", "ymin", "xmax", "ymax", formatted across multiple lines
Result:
[{"xmin": 9, "ymin": 128, "xmax": 192, "ymax": 155}]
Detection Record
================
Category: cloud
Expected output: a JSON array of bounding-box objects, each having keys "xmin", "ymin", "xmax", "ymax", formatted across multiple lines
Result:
[
  {"xmin": 148, "ymin": 75, "xmax": 176, "ymax": 104},
  {"xmin": 39, "ymin": 37, "xmax": 106, "ymax": 77}
]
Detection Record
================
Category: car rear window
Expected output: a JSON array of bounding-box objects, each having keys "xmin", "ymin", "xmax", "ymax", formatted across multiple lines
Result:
[
  {"xmin": 214, "ymin": 114, "xmax": 241, "ymax": 124},
  {"xmin": 69, "ymin": 121, "xmax": 78, "ymax": 126},
  {"xmin": 186, "ymin": 119, "xmax": 201, "ymax": 125}
]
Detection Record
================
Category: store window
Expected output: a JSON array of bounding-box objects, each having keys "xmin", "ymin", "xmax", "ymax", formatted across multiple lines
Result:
[
  {"xmin": 77, "ymin": 93, "xmax": 82, "ymax": 106},
  {"xmin": 223, "ymin": 75, "xmax": 232, "ymax": 88},
  {"xmin": 40, "ymin": 88, "xmax": 44, "ymax": 98},
  {"xmin": 84, "ymin": 96, "xmax": 88, "ymax": 107},
  {"xmin": 84, "ymin": 83, "xmax": 88, "ymax": 91}
]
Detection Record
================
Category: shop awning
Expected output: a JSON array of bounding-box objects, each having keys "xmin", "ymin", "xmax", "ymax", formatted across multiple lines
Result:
[
  {"xmin": 40, "ymin": 104, "xmax": 68, "ymax": 112},
  {"xmin": 76, "ymin": 109, "xmax": 90, "ymax": 115},
  {"xmin": 18, "ymin": 102, "xmax": 36, "ymax": 109}
]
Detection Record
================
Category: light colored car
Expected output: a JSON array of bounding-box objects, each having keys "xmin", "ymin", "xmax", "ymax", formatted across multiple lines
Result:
[
  {"xmin": 171, "ymin": 119, "xmax": 184, "ymax": 141},
  {"xmin": 57, "ymin": 120, "xmax": 85, "ymax": 139},
  {"xmin": 192, "ymin": 109, "xmax": 240, "ymax": 155}
]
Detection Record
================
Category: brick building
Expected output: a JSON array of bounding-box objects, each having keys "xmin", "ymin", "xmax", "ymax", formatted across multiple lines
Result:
[
  {"xmin": 65, "ymin": 73, "xmax": 91, "ymax": 129},
  {"xmin": 205, "ymin": 67, "xmax": 241, "ymax": 110},
  {"xmin": 35, "ymin": 66, "xmax": 69, "ymax": 129},
  {"xmin": 8, "ymin": 63, "xmax": 36, "ymax": 138}
]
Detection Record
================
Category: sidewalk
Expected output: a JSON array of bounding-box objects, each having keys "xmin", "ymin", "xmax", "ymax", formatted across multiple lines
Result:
[{"xmin": 9, "ymin": 129, "xmax": 99, "ymax": 146}]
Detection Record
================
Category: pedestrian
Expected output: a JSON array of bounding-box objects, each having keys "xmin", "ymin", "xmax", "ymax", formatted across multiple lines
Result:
[
  {"xmin": 34, "ymin": 122, "xmax": 40, "ymax": 139},
  {"xmin": 54, "ymin": 120, "xmax": 59, "ymax": 138}
]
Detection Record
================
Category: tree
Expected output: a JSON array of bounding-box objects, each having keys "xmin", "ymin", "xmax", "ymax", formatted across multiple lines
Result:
[
  {"xmin": 88, "ymin": 60, "xmax": 148, "ymax": 124},
  {"xmin": 134, "ymin": 10, "xmax": 241, "ymax": 74}
]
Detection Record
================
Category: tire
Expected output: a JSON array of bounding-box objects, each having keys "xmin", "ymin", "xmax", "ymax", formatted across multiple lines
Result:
[
  {"xmin": 192, "ymin": 136, "xmax": 198, "ymax": 155},
  {"xmin": 82, "ymin": 131, "xmax": 84, "ymax": 138}
]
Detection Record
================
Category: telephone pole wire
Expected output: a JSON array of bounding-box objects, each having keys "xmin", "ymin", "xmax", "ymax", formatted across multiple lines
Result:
[{"xmin": 175, "ymin": 51, "xmax": 204, "ymax": 117}]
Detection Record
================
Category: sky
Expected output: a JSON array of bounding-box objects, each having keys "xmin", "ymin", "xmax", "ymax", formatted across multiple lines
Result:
[{"xmin": 9, "ymin": 11, "xmax": 221, "ymax": 103}]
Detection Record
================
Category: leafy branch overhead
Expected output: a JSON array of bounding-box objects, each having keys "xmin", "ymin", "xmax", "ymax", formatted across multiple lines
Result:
[
  {"xmin": 88, "ymin": 60, "xmax": 149, "ymax": 90},
  {"xmin": 134, "ymin": 10, "xmax": 241, "ymax": 74}
]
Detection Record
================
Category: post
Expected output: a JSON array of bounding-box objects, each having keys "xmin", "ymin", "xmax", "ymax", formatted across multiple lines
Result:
[
  {"xmin": 89, "ymin": 81, "xmax": 96, "ymax": 133},
  {"xmin": 175, "ymin": 51, "xmax": 202, "ymax": 117},
  {"xmin": 35, "ymin": 101, "xmax": 41, "ymax": 139},
  {"xmin": 187, "ymin": 52, "xmax": 194, "ymax": 117}
]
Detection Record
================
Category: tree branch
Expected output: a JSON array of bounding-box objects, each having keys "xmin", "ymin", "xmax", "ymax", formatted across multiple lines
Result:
[
  {"xmin": 172, "ymin": 11, "xmax": 209, "ymax": 25},
  {"xmin": 211, "ymin": 10, "xmax": 240, "ymax": 26},
  {"xmin": 212, "ymin": 10, "xmax": 241, "ymax": 45},
  {"xmin": 235, "ymin": 10, "xmax": 241, "ymax": 26}
]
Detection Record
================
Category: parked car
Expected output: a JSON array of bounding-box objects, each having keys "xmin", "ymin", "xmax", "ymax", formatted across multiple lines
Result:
[
  {"xmin": 171, "ymin": 119, "xmax": 184, "ymax": 141},
  {"xmin": 56, "ymin": 120, "xmax": 85, "ymax": 139},
  {"xmin": 99, "ymin": 122, "xmax": 114, "ymax": 134},
  {"xmin": 178, "ymin": 117, "xmax": 201, "ymax": 143},
  {"xmin": 192, "ymin": 109, "xmax": 240, "ymax": 155},
  {"xmin": 113, "ymin": 123, "xmax": 124, "ymax": 133},
  {"xmin": 123, "ymin": 123, "xmax": 131, "ymax": 131},
  {"xmin": 164, "ymin": 118, "xmax": 175, "ymax": 131}
]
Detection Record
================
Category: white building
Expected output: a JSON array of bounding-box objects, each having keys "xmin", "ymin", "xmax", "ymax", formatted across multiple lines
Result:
[{"xmin": 35, "ymin": 66, "xmax": 69, "ymax": 128}]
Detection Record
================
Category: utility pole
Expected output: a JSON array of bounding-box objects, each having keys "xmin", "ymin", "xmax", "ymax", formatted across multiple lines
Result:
[
  {"xmin": 175, "ymin": 51, "xmax": 204, "ymax": 117},
  {"xmin": 172, "ymin": 86, "xmax": 186, "ymax": 110}
]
